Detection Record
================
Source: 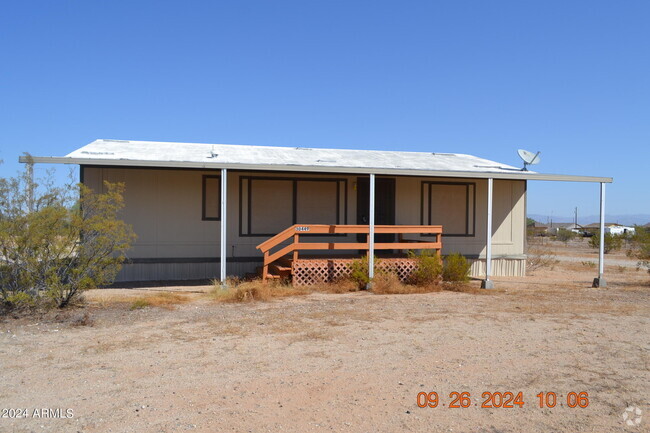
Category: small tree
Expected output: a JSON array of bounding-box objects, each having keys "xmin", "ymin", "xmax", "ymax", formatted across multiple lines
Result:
[
  {"xmin": 0, "ymin": 161, "xmax": 135, "ymax": 308},
  {"xmin": 589, "ymin": 232, "xmax": 623, "ymax": 254},
  {"xmin": 628, "ymin": 227, "xmax": 650, "ymax": 274}
]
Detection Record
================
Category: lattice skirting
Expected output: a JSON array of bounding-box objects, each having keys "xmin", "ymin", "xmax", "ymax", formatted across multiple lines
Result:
[{"xmin": 292, "ymin": 258, "xmax": 419, "ymax": 286}]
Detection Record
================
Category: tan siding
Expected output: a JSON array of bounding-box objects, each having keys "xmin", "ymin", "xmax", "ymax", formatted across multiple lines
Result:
[
  {"xmin": 84, "ymin": 167, "xmax": 220, "ymax": 259},
  {"xmin": 493, "ymin": 180, "xmax": 514, "ymax": 245}
]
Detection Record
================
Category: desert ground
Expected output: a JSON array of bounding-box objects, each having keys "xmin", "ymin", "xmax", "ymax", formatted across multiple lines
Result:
[{"xmin": 1, "ymin": 238, "xmax": 648, "ymax": 433}]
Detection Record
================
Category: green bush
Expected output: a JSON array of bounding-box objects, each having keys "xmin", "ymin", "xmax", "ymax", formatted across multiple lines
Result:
[
  {"xmin": 629, "ymin": 227, "xmax": 650, "ymax": 274},
  {"xmin": 442, "ymin": 253, "xmax": 470, "ymax": 282},
  {"xmin": 407, "ymin": 250, "xmax": 442, "ymax": 286},
  {"xmin": 348, "ymin": 255, "xmax": 381, "ymax": 289},
  {"xmin": 589, "ymin": 232, "xmax": 623, "ymax": 254},
  {"xmin": 5, "ymin": 292, "xmax": 36, "ymax": 309}
]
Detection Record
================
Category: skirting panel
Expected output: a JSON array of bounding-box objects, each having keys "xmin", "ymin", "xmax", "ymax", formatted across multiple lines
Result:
[
  {"xmin": 292, "ymin": 258, "xmax": 419, "ymax": 286},
  {"xmin": 468, "ymin": 257, "xmax": 526, "ymax": 277},
  {"xmin": 115, "ymin": 261, "xmax": 259, "ymax": 282},
  {"xmin": 114, "ymin": 257, "xmax": 526, "ymax": 282}
]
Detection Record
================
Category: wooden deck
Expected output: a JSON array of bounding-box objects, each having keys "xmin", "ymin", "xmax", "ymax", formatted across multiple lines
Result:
[{"xmin": 256, "ymin": 224, "xmax": 442, "ymax": 283}]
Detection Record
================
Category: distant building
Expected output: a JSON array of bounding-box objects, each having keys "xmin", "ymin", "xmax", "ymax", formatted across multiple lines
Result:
[
  {"xmin": 584, "ymin": 223, "xmax": 635, "ymax": 236},
  {"xmin": 548, "ymin": 222, "xmax": 584, "ymax": 235},
  {"xmin": 530, "ymin": 221, "xmax": 549, "ymax": 236}
]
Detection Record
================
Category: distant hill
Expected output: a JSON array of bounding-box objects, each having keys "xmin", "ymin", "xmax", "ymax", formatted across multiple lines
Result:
[{"xmin": 528, "ymin": 213, "xmax": 650, "ymax": 226}]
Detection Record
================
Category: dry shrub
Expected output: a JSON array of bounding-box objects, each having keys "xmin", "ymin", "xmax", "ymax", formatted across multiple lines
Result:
[
  {"xmin": 372, "ymin": 272, "xmax": 442, "ymax": 294},
  {"xmin": 129, "ymin": 292, "xmax": 190, "ymax": 310},
  {"xmin": 310, "ymin": 279, "xmax": 360, "ymax": 294},
  {"xmin": 210, "ymin": 279, "xmax": 308, "ymax": 302},
  {"xmin": 444, "ymin": 282, "xmax": 486, "ymax": 294},
  {"xmin": 71, "ymin": 312, "xmax": 94, "ymax": 327},
  {"xmin": 130, "ymin": 298, "xmax": 149, "ymax": 310},
  {"xmin": 527, "ymin": 244, "xmax": 559, "ymax": 272}
]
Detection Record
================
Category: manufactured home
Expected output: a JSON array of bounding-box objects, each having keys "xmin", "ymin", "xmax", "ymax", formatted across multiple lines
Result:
[{"xmin": 21, "ymin": 139, "xmax": 613, "ymax": 287}]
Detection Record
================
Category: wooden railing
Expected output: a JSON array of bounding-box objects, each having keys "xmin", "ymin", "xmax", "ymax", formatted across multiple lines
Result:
[{"xmin": 256, "ymin": 224, "xmax": 443, "ymax": 282}]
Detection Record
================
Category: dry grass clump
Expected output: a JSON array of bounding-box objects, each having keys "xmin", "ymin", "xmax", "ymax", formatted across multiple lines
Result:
[
  {"xmin": 70, "ymin": 312, "xmax": 95, "ymax": 327},
  {"xmin": 371, "ymin": 272, "xmax": 442, "ymax": 294},
  {"xmin": 309, "ymin": 278, "xmax": 360, "ymax": 294},
  {"xmin": 210, "ymin": 279, "xmax": 309, "ymax": 302},
  {"xmin": 129, "ymin": 292, "xmax": 191, "ymax": 310},
  {"xmin": 443, "ymin": 282, "xmax": 486, "ymax": 294},
  {"xmin": 209, "ymin": 268, "xmax": 487, "ymax": 301}
]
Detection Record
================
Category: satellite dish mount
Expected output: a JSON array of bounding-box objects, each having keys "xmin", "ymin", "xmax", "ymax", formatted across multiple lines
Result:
[{"xmin": 517, "ymin": 149, "xmax": 541, "ymax": 171}]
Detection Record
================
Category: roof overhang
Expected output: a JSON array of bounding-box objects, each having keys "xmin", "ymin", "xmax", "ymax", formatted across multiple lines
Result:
[{"xmin": 19, "ymin": 155, "xmax": 613, "ymax": 183}]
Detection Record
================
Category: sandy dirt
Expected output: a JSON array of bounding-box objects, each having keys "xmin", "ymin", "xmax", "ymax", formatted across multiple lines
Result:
[{"xmin": 1, "ymin": 240, "xmax": 649, "ymax": 433}]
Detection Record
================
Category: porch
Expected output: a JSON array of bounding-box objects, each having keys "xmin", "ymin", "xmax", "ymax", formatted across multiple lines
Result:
[{"xmin": 256, "ymin": 224, "xmax": 442, "ymax": 284}]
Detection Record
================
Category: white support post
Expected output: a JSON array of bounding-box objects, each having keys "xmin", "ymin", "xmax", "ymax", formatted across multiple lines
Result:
[
  {"xmin": 593, "ymin": 182, "xmax": 607, "ymax": 287},
  {"xmin": 26, "ymin": 161, "xmax": 34, "ymax": 213},
  {"xmin": 481, "ymin": 178, "xmax": 495, "ymax": 289},
  {"xmin": 220, "ymin": 168, "xmax": 228, "ymax": 285},
  {"xmin": 367, "ymin": 174, "xmax": 376, "ymax": 288}
]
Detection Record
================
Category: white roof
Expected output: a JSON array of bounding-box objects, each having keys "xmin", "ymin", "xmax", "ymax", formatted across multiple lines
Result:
[{"xmin": 21, "ymin": 139, "xmax": 612, "ymax": 183}]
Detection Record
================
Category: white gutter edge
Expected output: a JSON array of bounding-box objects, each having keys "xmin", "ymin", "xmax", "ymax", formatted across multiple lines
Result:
[{"xmin": 18, "ymin": 156, "xmax": 614, "ymax": 183}]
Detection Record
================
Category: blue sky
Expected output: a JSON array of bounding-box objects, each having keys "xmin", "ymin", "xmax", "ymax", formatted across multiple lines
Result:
[{"xmin": 1, "ymin": 1, "xmax": 648, "ymax": 220}]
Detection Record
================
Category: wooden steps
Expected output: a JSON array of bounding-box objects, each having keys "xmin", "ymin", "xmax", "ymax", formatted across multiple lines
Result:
[
  {"xmin": 256, "ymin": 224, "xmax": 443, "ymax": 284},
  {"xmin": 261, "ymin": 257, "xmax": 293, "ymax": 281}
]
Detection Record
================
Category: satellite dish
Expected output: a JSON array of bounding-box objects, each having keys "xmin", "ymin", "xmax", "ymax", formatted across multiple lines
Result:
[{"xmin": 517, "ymin": 149, "xmax": 541, "ymax": 171}]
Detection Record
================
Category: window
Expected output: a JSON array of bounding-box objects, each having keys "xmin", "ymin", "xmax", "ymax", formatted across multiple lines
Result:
[
  {"xmin": 249, "ymin": 179, "xmax": 293, "ymax": 234},
  {"xmin": 240, "ymin": 176, "xmax": 347, "ymax": 236},
  {"xmin": 421, "ymin": 181, "xmax": 475, "ymax": 236},
  {"xmin": 202, "ymin": 175, "xmax": 220, "ymax": 220},
  {"xmin": 296, "ymin": 181, "xmax": 338, "ymax": 224}
]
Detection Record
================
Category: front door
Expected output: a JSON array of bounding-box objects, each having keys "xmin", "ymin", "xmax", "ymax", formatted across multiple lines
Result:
[{"xmin": 356, "ymin": 177, "xmax": 396, "ymax": 246}]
